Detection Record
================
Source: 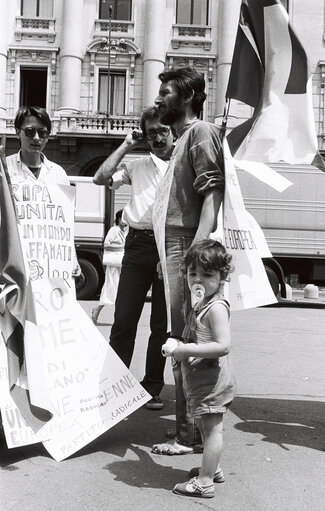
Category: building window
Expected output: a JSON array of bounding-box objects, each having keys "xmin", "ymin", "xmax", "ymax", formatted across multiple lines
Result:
[
  {"xmin": 20, "ymin": 68, "xmax": 47, "ymax": 108},
  {"xmin": 99, "ymin": 0, "xmax": 132, "ymax": 20},
  {"xmin": 98, "ymin": 71, "xmax": 126, "ymax": 115},
  {"xmin": 21, "ymin": 0, "xmax": 53, "ymax": 17},
  {"xmin": 176, "ymin": 0, "xmax": 209, "ymax": 25}
]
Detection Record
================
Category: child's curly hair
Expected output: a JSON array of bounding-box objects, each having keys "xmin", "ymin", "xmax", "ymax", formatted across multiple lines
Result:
[{"xmin": 184, "ymin": 239, "xmax": 234, "ymax": 281}]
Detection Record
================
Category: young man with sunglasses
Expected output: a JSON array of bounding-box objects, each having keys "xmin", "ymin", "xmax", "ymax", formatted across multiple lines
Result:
[
  {"xmin": 93, "ymin": 106, "xmax": 174, "ymax": 410},
  {"xmin": 6, "ymin": 106, "xmax": 70, "ymax": 185},
  {"xmin": 6, "ymin": 106, "xmax": 80, "ymax": 278}
]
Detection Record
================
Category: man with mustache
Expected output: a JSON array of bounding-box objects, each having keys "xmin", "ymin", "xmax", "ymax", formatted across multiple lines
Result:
[
  {"xmin": 93, "ymin": 106, "xmax": 174, "ymax": 410},
  {"xmin": 152, "ymin": 67, "xmax": 225, "ymax": 456}
]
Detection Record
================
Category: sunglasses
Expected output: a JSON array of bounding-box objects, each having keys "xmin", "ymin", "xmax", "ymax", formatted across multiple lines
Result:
[
  {"xmin": 21, "ymin": 127, "xmax": 49, "ymax": 139},
  {"xmin": 146, "ymin": 127, "xmax": 170, "ymax": 140}
]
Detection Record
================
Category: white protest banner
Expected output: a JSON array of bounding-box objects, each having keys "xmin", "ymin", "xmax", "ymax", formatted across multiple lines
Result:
[
  {"xmin": 245, "ymin": 211, "xmax": 273, "ymax": 259},
  {"xmin": 152, "ymin": 152, "xmax": 175, "ymax": 332},
  {"xmin": 212, "ymin": 141, "xmax": 277, "ymax": 310},
  {"xmin": 0, "ymin": 182, "xmax": 151, "ymax": 460},
  {"xmin": 12, "ymin": 181, "xmax": 76, "ymax": 295},
  {"xmin": 0, "ymin": 278, "xmax": 151, "ymax": 461}
]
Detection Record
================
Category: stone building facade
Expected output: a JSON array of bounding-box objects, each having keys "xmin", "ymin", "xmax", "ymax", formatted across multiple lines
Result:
[{"xmin": 0, "ymin": 0, "xmax": 324, "ymax": 178}]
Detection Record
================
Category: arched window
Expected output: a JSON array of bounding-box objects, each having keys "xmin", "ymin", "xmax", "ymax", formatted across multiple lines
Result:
[
  {"xmin": 20, "ymin": 0, "xmax": 53, "ymax": 17},
  {"xmin": 99, "ymin": 0, "xmax": 132, "ymax": 20},
  {"xmin": 176, "ymin": 0, "xmax": 209, "ymax": 25}
]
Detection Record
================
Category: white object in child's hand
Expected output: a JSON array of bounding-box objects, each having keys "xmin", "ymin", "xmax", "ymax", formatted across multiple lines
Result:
[
  {"xmin": 162, "ymin": 338, "xmax": 195, "ymax": 364},
  {"xmin": 161, "ymin": 337, "xmax": 179, "ymax": 357}
]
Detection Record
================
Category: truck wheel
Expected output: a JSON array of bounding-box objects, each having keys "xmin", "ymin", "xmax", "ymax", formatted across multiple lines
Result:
[
  {"xmin": 265, "ymin": 265, "xmax": 280, "ymax": 297},
  {"xmin": 75, "ymin": 258, "xmax": 100, "ymax": 300}
]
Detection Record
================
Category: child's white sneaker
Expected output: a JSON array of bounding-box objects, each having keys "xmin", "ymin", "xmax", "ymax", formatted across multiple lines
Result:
[{"xmin": 172, "ymin": 477, "xmax": 214, "ymax": 498}]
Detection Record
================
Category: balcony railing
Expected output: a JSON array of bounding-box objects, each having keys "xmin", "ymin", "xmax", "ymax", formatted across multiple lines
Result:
[
  {"xmin": 55, "ymin": 114, "xmax": 139, "ymax": 135},
  {"xmin": 15, "ymin": 16, "xmax": 56, "ymax": 42},
  {"xmin": 5, "ymin": 115, "xmax": 139, "ymax": 136},
  {"xmin": 171, "ymin": 24, "xmax": 212, "ymax": 50},
  {"xmin": 4, "ymin": 114, "xmax": 139, "ymax": 136},
  {"xmin": 93, "ymin": 20, "xmax": 134, "ymax": 40}
]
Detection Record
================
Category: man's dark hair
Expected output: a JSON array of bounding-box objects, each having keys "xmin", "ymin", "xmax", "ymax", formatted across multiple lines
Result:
[
  {"xmin": 14, "ymin": 106, "xmax": 52, "ymax": 133},
  {"xmin": 139, "ymin": 106, "xmax": 160, "ymax": 137},
  {"xmin": 158, "ymin": 66, "xmax": 207, "ymax": 117}
]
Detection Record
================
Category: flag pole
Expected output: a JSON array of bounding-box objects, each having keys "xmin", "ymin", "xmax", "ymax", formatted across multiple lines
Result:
[{"xmin": 219, "ymin": 98, "xmax": 230, "ymax": 143}]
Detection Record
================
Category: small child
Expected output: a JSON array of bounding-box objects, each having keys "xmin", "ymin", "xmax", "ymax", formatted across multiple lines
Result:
[{"xmin": 162, "ymin": 239, "xmax": 235, "ymax": 499}]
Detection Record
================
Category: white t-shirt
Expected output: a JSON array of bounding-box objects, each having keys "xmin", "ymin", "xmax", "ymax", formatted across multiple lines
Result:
[
  {"xmin": 6, "ymin": 151, "xmax": 70, "ymax": 185},
  {"xmin": 110, "ymin": 153, "xmax": 167, "ymax": 229}
]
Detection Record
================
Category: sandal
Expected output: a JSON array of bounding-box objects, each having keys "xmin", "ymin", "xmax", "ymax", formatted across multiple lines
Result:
[{"xmin": 152, "ymin": 439, "xmax": 194, "ymax": 455}]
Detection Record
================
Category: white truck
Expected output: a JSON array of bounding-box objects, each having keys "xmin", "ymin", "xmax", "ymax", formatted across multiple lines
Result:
[
  {"xmin": 71, "ymin": 162, "xmax": 325, "ymax": 300},
  {"xmin": 69, "ymin": 175, "xmax": 109, "ymax": 300},
  {"xmin": 237, "ymin": 163, "xmax": 325, "ymax": 295},
  {"xmin": 69, "ymin": 153, "xmax": 144, "ymax": 300}
]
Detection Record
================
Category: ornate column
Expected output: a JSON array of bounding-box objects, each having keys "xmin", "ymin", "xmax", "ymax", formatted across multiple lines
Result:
[
  {"xmin": 142, "ymin": 0, "xmax": 168, "ymax": 107},
  {"xmin": 0, "ymin": 1, "xmax": 8, "ymax": 121},
  {"xmin": 57, "ymin": 0, "xmax": 84, "ymax": 114},
  {"xmin": 215, "ymin": 0, "xmax": 241, "ymax": 124}
]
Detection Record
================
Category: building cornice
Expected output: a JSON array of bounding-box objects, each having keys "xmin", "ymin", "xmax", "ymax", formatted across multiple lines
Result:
[
  {"xmin": 166, "ymin": 53, "xmax": 216, "ymax": 82},
  {"xmin": 86, "ymin": 38, "xmax": 141, "ymax": 77},
  {"xmin": 8, "ymin": 46, "xmax": 59, "ymax": 74}
]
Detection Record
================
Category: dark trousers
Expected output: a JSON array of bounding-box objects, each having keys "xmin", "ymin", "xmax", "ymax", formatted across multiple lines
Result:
[{"xmin": 109, "ymin": 228, "xmax": 168, "ymax": 396}]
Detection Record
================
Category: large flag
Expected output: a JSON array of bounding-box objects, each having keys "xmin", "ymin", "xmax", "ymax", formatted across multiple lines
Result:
[
  {"xmin": 226, "ymin": 0, "xmax": 325, "ymax": 171},
  {"xmin": 0, "ymin": 157, "xmax": 52, "ymax": 431}
]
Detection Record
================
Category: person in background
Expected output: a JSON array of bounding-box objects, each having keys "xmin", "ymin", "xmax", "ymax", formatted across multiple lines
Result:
[
  {"xmin": 93, "ymin": 106, "xmax": 174, "ymax": 410},
  {"xmin": 92, "ymin": 209, "xmax": 127, "ymax": 324},
  {"xmin": 152, "ymin": 67, "xmax": 225, "ymax": 453},
  {"xmin": 164, "ymin": 239, "xmax": 235, "ymax": 498}
]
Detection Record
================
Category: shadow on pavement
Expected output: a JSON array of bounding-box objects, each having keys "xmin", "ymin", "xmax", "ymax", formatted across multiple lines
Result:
[
  {"xmin": 0, "ymin": 441, "xmax": 48, "ymax": 467},
  {"xmin": 103, "ymin": 445, "xmax": 187, "ymax": 490},
  {"xmin": 232, "ymin": 396, "xmax": 325, "ymax": 452}
]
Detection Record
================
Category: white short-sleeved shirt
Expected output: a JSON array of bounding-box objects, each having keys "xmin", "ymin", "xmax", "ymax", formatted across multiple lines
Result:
[
  {"xmin": 110, "ymin": 153, "xmax": 168, "ymax": 229},
  {"xmin": 6, "ymin": 151, "xmax": 70, "ymax": 185}
]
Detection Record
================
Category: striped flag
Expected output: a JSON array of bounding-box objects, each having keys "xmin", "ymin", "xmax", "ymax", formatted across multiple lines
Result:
[
  {"xmin": 226, "ymin": 0, "xmax": 325, "ymax": 171},
  {"xmin": 0, "ymin": 157, "xmax": 52, "ymax": 432}
]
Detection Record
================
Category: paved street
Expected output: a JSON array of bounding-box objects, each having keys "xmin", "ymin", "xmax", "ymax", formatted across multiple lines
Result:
[{"xmin": 1, "ymin": 299, "xmax": 324, "ymax": 511}]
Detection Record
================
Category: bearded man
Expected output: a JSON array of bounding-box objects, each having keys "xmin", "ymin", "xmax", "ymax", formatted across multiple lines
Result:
[{"xmin": 152, "ymin": 67, "xmax": 225, "ymax": 457}]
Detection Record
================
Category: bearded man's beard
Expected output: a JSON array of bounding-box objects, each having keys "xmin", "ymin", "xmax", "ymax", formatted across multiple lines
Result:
[{"xmin": 160, "ymin": 104, "xmax": 184, "ymax": 126}]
